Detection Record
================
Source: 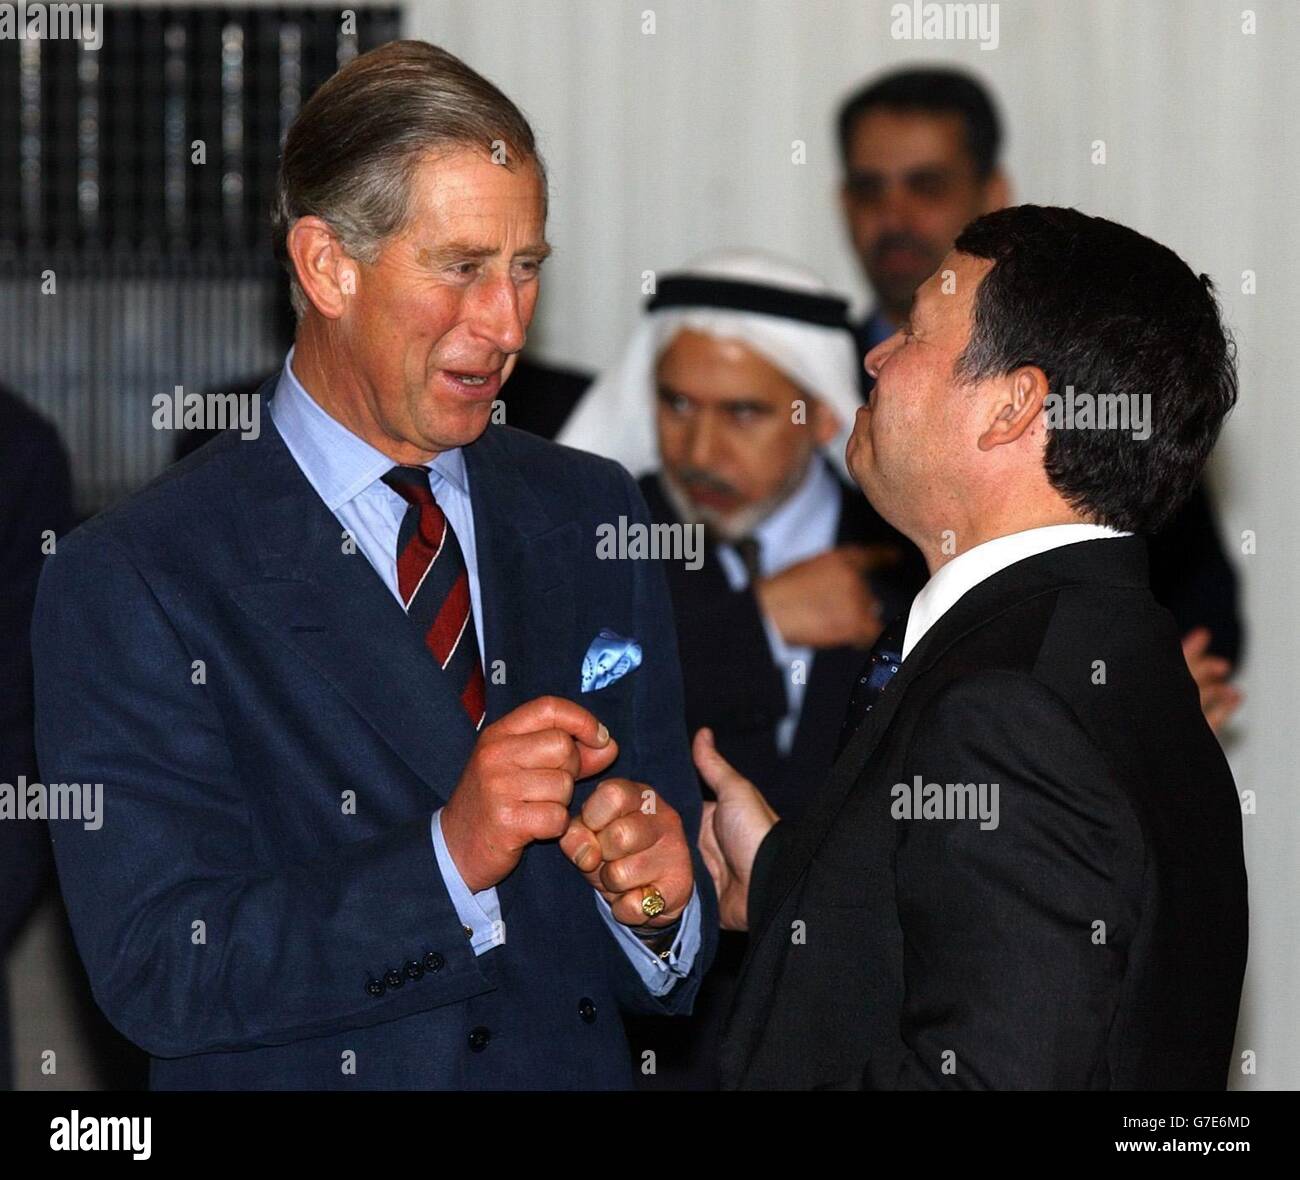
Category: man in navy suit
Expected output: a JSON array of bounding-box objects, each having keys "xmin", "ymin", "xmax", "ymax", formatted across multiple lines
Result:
[{"xmin": 31, "ymin": 40, "xmax": 714, "ymax": 1090}]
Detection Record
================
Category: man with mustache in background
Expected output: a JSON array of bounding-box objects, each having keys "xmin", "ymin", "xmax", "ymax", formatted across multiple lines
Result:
[{"xmin": 560, "ymin": 250, "xmax": 925, "ymax": 1087}]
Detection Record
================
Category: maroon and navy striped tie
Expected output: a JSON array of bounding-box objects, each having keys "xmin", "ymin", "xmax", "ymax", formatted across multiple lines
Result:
[{"xmin": 381, "ymin": 465, "xmax": 487, "ymax": 729}]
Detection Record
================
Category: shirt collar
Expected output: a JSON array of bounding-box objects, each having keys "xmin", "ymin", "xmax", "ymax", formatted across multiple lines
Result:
[
  {"xmin": 269, "ymin": 347, "xmax": 467, "ymax": 511},
  {"xmin": 900, "ymin": 522, "xmax": 1132, "ymax": 660}
]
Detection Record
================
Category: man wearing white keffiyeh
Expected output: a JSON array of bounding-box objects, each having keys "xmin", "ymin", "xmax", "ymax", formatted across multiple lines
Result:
[{"xmin": 560, "ymin": 250, "xmax": 926, "ymax": 1090}]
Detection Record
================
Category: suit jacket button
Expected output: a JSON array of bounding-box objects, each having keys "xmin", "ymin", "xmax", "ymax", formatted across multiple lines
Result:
[
  {"xmin": 383, "ymin": 968, "xmax": 404, "ymax": 989},
  {"xmin": 468, "ymin": 1026, "xmax": 491, "ymax": 1052},
  {"xmin": 365, "ymin": 977, "xmax": 385, "ymax": 998},
  {"xmin": 404, "ymin": 959, "xmax": 424, "ymax": 981},
  {"xmin": 578, "ymin": 997, "xmax": 597, "ymax": 1024},
  {"xmin": 423, "ymin": 951, "xmax": 445, "ymax": 973}
]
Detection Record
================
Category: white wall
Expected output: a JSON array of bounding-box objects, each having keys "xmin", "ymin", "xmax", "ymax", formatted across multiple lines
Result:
[{"xmin": 407, "ymin": 0, "xmax": 1300, "ymax": 1089}]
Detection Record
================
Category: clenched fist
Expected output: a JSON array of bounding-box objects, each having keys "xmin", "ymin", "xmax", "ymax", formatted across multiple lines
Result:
[
  {"xmin": 441, "ymin": 696, "xmax": 620, "ymax": 893},
  {"xmin": 560, "ymin": 778, "xmax": 694, "ymax": 927}
]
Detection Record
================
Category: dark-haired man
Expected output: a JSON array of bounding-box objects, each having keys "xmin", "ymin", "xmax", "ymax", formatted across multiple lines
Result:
[
  {"xmin": 702, "ymin": 205, "xmax": 1248, "ymax": 1090},
  {"xmin": 837, "ymin": 67, "xmax": 1243, "ymax": 726}
]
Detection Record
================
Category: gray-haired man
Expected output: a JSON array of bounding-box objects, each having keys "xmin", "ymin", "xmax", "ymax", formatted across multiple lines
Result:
[{"xmin": 34, "ymin": 40, "xmax": 715, "ymax": 1090}]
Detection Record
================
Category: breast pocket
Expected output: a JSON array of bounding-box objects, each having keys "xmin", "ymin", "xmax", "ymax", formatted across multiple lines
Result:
[{"xmin": 580, "ymin": 673, "xmax": 636, "ymax": 728}]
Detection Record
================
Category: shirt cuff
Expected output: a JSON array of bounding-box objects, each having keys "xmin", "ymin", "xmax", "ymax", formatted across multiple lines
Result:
[
  {"xmin": 594, "ymin": 885, "xmax": 702, "ymax": 996},
  {"xmin": 430, "ymin": 808, "xmax": 505, "ymax": 955}
]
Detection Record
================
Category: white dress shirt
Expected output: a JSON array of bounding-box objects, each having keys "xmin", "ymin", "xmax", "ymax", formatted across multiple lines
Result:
[{"xmin": 901, "ymin": 523, "xmax": 1132, "ymax": 661}]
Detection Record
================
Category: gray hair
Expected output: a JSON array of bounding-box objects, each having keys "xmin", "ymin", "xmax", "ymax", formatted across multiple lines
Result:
[{"xmin": 271, "ymin": 39, "xmax": 547, "ymax": 318}]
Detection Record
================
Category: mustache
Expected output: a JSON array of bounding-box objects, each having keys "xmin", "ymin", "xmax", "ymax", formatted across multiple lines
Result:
[
  {"xmin": 870, "ymin": 232, "xmax": 937, "ymax": 265},
  {"xmin": 671, "ymin": 466, "xmax": 739, "ymax": 499}
]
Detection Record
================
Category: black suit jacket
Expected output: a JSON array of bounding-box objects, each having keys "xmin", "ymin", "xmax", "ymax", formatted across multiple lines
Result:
[
  {"xmin": 638, "ymin": 466, "xmax": 926, "ymax": 821},
  {"xmin": 722, "ymin": 537, "xmax": 1247, "ymax": 1089}
]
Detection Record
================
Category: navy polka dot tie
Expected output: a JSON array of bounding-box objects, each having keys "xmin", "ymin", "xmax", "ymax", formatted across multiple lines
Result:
[{"xmin": 834, "ymin": 613, "xmax": 908, "ymax": 759}]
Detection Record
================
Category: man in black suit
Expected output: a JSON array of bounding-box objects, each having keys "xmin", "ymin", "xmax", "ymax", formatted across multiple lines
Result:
[
  {"xmin": 836, "ymin": 67, "xmax": 1243, "ymax": 726},
  {"xmin": 700, "ymin": 205, "xmax": 1248, "ymax": 1089}
]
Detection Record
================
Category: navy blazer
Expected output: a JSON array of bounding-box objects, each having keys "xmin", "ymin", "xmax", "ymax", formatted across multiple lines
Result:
[{"xmin": 32, "ymin": 393, "xmax": 716, "ymax": 1090}]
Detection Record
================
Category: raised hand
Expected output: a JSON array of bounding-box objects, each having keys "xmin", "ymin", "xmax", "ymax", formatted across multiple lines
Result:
[
  {"xmin": 692, "ymin": 727, "xmax": 778, "ymax": 931},
  {"xmin": 441, "ymin": 696, "xmax": 619, "ymax": 893}
]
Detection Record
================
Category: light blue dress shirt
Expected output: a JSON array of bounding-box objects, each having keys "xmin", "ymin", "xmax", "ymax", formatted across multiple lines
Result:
[
  {"xmin": 269, "ymin": 351, "xmax": 699, "ymax": 993},
  {"xmin": 714, "ymin": 455, "xmax": 842, "ymax": 754}
]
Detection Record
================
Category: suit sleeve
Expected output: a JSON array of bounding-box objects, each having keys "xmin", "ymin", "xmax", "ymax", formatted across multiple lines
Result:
[
  {"xmin": 887, "ymin": 670, "xmax": 1142, "ymax": 1089},
  {"xmin": 597, "ymin": 466, "xmax": 719, "ymax": 1016},
  {"xmin": 32, "ymin": 531, "xmax": 496, "ymax": 1059},
  {"xmin": 746, "ymin": 819, "xmax": 793, "ymax": 935}
]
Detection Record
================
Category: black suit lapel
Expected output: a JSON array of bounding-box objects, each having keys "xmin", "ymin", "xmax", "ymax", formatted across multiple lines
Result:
[{"xmin": 750, "ymin": 536, "xmax": 1152, "ymax": 943}]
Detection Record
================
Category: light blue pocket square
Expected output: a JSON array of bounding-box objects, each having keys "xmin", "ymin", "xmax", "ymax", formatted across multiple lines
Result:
[{"xmin": 581, "ymin": 629, "xmax": 643, "ymax": 693}]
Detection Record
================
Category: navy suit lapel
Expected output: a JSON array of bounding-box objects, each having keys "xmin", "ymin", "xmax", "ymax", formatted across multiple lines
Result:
[
  {"xmin": 227, "ymin": 413, "xmax": 477, "ymax": 806},
  {"xmin": 229, "ymin": 416, "xmax": 584, "ymax": 915},
  {"xmin": 464, "ymin": 426, "xmax": 580, "ymax": 724},
  {"xmin": 463, "ymin": 426, "xmax": 581, "ymax": 915}
]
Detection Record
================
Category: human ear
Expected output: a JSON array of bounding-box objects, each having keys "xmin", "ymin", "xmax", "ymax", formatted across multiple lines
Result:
[
  {"xmin": 976, "ymin": 366, "xmax": 1047, "ymax": 452},
  {"xmin": 286, "ymin": 216, "xmax": 361, "ymax": 320}
]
